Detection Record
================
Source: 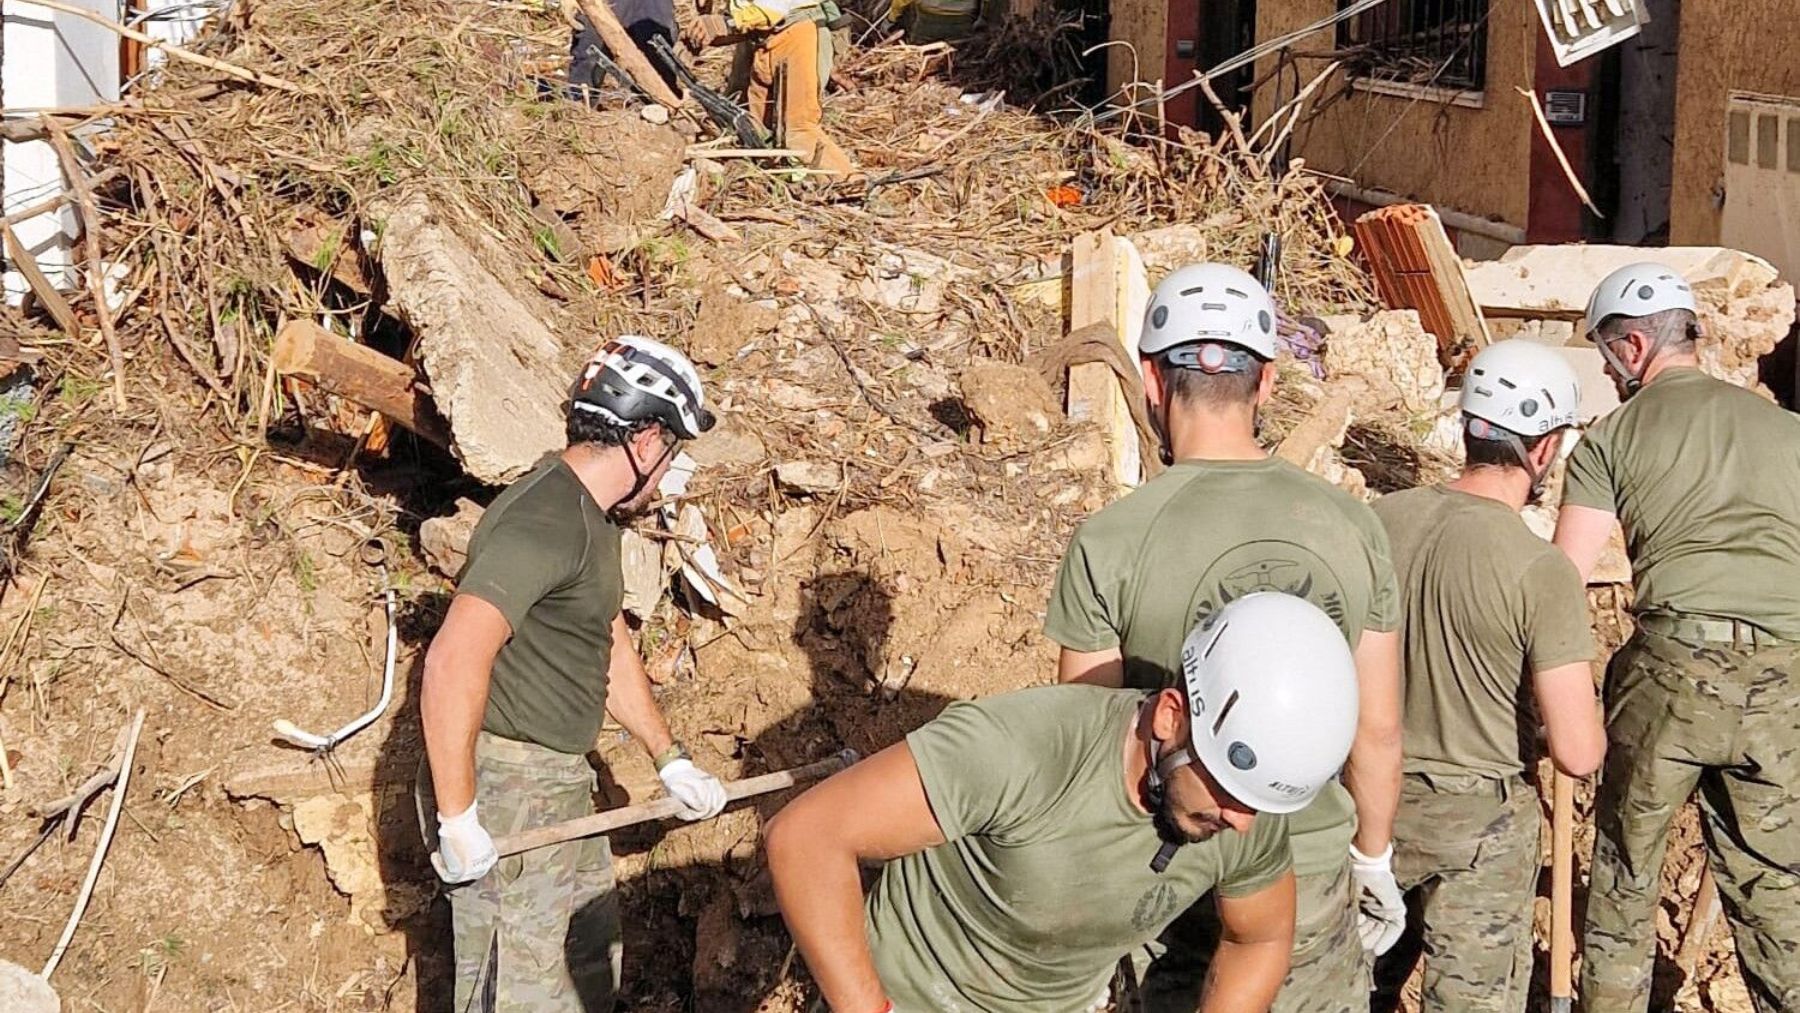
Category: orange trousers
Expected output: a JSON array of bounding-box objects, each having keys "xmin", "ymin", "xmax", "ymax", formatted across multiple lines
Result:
[{"xmin": 740, "ymin": 20, "xmax": 854, "ymax": 175}]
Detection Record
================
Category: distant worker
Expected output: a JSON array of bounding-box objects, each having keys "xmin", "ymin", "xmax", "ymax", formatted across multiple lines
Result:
[
  {"xmin": 688, "ymin": 0, "xmax": 855, "ymax": 175},
  {"xmin": 1370, "ymin": 340, "xmax": 1606, "ymax": 1012},
  {"xmin": 766, "ymin": 593, "xmax": 1361, "ymax": 1013},
  {"xmin": 1554, "ymin": 263, "xmax": 1800, "ymax": 1012},
  {"xmin": 418, "ymin": 337, "xmax": 730, "ymax": 1011},
  {"xmin": 1046, "ymin": 263, "xmax": 1405, "ymax": 1011},
  {"xmin": 571, "ymin": 4, "xmax": 680, "ymax": 97},
  {"xmin": 879, "ymin": 0, "xmax": 981, "ymax": 43}
]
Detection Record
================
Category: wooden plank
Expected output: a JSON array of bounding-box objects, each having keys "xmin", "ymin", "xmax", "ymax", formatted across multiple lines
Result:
[
  {"xmin": 273, "ymin": 320, "xmax": 450, "ymax": 445},
  {"xmin": 571, "ymin": 0, "xmax": 682, "ymax": 110},
  {"xmin": 1066, "ymin": 230, "xmax": 1144, "ymax": 490},
  {"xmin": 0, "ymin": 219, "xmax": 80, "ymax": 340}
]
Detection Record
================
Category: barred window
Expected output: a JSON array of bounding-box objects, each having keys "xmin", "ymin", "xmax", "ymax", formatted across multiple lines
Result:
[{"xmin": 1336, "ymin": 0, "xmax": 1490, "ymax": 93}]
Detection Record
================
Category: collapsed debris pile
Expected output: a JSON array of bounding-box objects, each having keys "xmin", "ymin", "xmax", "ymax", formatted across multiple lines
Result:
[{"xmin": 0, "ymin": 0, "xmax": 1787, "ymax": 1010}]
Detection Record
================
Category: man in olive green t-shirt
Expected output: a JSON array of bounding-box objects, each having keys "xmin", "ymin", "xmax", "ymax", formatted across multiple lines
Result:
[
  {"xmin": 1047, "ymin": 263, "xmax": 1406, "ymax": 1012},
  {"xmin": 418, "ymin": 337, "xmax": 729, "ymax": 1011},
  {"xmin": 1553, "ymin": 264, "xmax": 1800, "ymax": 1012},
  {"xmin": 1369, "ymin": 340, "xmax": 1606, "ymax": 1013},
  {"xmin": 767, "ymin": 593, "xmax": 1362, "ymax": 1013}
]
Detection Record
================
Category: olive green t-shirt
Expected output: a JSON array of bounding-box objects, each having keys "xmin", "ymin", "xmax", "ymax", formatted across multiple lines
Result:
[
  {"xmin": 1373, "ymin": 486, "xmax": 1593, "ymax": 780},
  {"xmin": 867, "ymin": 686, "xmax": 1292, "ymax": 1013},
  {"xmin": 1044, "ymin": 457, "xmax": 1399, "ymax": 874},
  {"xmin": 457, "ymin": 457, "xmax": 623, "ymax": 755},
  {"xmin": 1563, "ymin": 368, "xmax": 1800, "ymax": 639}
]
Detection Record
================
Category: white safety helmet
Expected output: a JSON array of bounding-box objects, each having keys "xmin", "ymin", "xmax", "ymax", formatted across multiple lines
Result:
[
  {"xmin": 1583, "ymin": 262, "xmax": 1698, "ymax": 341},
  {"xmin": 1460, "ymin": 339, "xmax": 1581, "ymax": 437},
  {"xmin": 1178, "ymin": 592, "xmax": 1358, "ymax": 815},
  {"xmin": 569, "ymin": 335, "xmax": 715, "ymax": 440},
  {"xmin": 1140, "ymin": 263, "xmax": 1279, "ymax": 362}
]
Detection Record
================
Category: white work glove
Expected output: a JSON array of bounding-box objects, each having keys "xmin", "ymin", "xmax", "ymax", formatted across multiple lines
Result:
[
  {"xmin": 659, "ymin": 758, "xmax": 728, "ymax": 820},
  {"xmin": 432, "ymin": 801, "xmax": 498, "ymax": 884},
  {"xmin": 1349, "ymin": 842, "xmax": 1407, "ymax": 956}
]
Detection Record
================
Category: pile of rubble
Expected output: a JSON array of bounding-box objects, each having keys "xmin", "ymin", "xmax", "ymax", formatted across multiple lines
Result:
[{"xmin": 0, "ymin": 0, "xmax": 1791, "ymax": 1006}]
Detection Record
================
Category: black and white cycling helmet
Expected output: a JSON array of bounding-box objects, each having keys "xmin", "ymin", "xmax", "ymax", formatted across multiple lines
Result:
[{"xmin": 569, "ymin": 336, "xmax": 715, "ymax": 440}]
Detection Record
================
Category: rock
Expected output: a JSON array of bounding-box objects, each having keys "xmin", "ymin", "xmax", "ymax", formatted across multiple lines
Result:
[
  {"xmin": 688, "ymin": 422, "xmax": 767, "ymax": 470},
  {"xmin": 419, "ymin": 497, "xmax": 485, "ymax": 578},
  {"xmin": 0, "ymin": 960, "xmax": 57, "ymax": 1013},
  {"xmin": 1320, "ymin": 311, "xmax": 1444, "ymax": 414},
  {"xmin": 775, "ymin": 460, "xmax": 841, "ymax": 496},
  {"xmin": 957, "ymin": 359, "xmax": 1059, "ymax": 445},
  {"xmin": 851, "ymin": 249, "xmax": 969, "ymax": 315},
  {"xmin": 378, "ymin": 194, "xmax": 566, "ymax": 485},
  {"xmin": 640, "ymin": 103, "xmax": 670, "ymax": 125}
]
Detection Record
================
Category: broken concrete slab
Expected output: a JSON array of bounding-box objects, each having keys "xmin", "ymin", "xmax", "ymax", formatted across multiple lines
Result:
[
  {"xmin": 620, "ymin": 529, "xmax": 666, "ymax": 619},
  {"xmin": 1464, "ymin": 245, "xmax": 1796, "ymax": 392},
  {"xmin": 377, "ymin": 194, "xmax": 567, "ymax": 485},
  {"xmin": 0, "ymin": 960, "xmax": 57, "ymax": 1013}
]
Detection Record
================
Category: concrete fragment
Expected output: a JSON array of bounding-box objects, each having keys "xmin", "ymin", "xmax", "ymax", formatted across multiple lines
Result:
[
  {"xmin": 294, "ymin": 792, "xmax": 429, "ymax": 931},
  {"xmin": 620, "ymin": 529, "xmax": 666, "ymax": 618},
  {"xmin": 1320, "ymin": 311, "xmax": 1445, "ymax": 413},
  {"xmin": 688, "ymin": 422, "xmax": 767, "ymax": 469},
  {"xmin": 0, "ymin": 960, "xmax": 56, "ymax": 1013},
  {"xmin": 957, "ymin": 359, "xmax": 1059, "ymax": 445},
  {"xmin": 775, "ymin": 460, "xmax": 841, "ymax": 496},
  {"xmin": 377, "ymin": 194, "xmax": 566, "ymax": 485},
  {"xmin": 419, "ymin": 497, "xmax": 485, "ymax": 578}
]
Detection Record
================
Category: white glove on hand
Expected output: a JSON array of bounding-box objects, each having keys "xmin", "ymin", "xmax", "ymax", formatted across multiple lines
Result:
[
  {"xmin": 433, "ymin": 801, "xmax": 498, "ymax": 884},
  {"xmin": 1349, "ymin": 842, "xmax": 1407, "ymax": 956},
  {"xmin": 659, "ymin": 758, "xmax": 727, "ymax": 820}
]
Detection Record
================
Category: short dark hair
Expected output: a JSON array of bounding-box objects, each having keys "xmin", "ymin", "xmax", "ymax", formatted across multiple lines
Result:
[
  {"xmin": 1596, "ymin": 307, "xmax": 1700, "ymax": 353},
  {"xmin": 565, "ymin": 405, "xmax": 665, "ymax": 448},
  {"xmin": 1160, "ymin": 359, "xmax": 1264, "ymax": 410},
  {"xmin": 1463, "ymin": 427, "xmax": 1553, "ymax": 469}
]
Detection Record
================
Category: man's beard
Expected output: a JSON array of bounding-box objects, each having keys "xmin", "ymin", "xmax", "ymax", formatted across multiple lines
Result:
[{"xmin": 1154, "ymin": 792, "xmax": 1226, "ymax": 845}]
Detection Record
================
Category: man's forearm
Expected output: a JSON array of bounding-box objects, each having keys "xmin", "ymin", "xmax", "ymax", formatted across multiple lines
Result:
[
  {"xmin": 603, "ymin": 616, "xmax": 675, "ymax": 757},
  {"xmin": 1199, "ymin": 939, "xmax": 1289, "ymax": 1013},
  {"xmin": 1344, "ymin": 734, "xmax": 1402, "ymax": 853},
  {"xmin": 420, "ymin": 660, "xmax": 488, "ymax": 817},
  {"xmin": 768, "ymin": 828, "xmax": 888, "ymax": 1011}
]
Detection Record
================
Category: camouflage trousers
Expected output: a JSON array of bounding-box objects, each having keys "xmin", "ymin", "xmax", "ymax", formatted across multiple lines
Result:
[
  {"xmin": 416, "ymin": 732, "xmax": 622, "ymax": 1013},
  {"xmin": 1136, "ymin": 856, "xmax": 1368, "ymax": 1012},
  {"xmin": 1372, "ymin": 772, "xmax": 1538, "ymax": 1013},
  {"xmin": 1581, "ymin": 628, "xmax": 1800, "ymax": 1013}
]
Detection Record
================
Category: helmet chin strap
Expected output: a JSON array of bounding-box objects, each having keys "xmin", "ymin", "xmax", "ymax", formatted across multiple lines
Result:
[
  {"xmin": 606, "ymin": 436, "xmax": 677, "ymax": 523},
  {"xmin": 1596, "ymin": 314, "xmax": 1686, "ymax": 399},
  {"xmin": 1144, "ymin": 724, "xmax": 1196, "ymax": 874},
  {"xmin": 1467, "ymin": 418, "xmax": 1550, "ymax": 501}
]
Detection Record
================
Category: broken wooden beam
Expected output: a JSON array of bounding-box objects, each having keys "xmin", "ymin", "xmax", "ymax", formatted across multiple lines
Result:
[
  {"xmin": 1066, "ymin": 230, "xmax": 1150, "ymax": 490},
  {"xmin": 273, "ymin": 320, "xmax": 449, "ymax": 446},
  {"xmin": 1352, "ymin": 204, "xmax": 1490, "ymax": 375},
  {"xmin": 572, "ymin": 0, "xmax": 682, "ymax": 110},
  {"xmin": 286, "ymin": 209, "xmax": 373, "ymax": 296}
]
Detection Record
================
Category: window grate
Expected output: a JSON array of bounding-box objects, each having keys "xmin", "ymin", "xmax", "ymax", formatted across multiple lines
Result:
[{"xmin": 1336, "ymin": 0, "xmax": 1490, "ymax": 93}]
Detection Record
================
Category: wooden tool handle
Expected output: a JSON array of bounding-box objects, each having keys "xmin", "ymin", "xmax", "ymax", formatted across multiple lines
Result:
[
  {"xmin": 492, "ymin": 749, "xmax": 857, "ymax": 857},
  {"xmin": 1550, "ymin": 770, "xmax": 1576, "ymax": 1009}
]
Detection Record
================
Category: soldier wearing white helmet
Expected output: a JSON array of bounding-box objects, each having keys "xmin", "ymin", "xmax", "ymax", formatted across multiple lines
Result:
[
  {"xmin": 765, "ymin": 593, "xmax": 1359, "ymax": 1013},
  {"xmin": 1046, "ymin": 262, "xmax": 1406, "ymax": 1012},
  {"xmin": 1369, "ymin": 340, "xmax": 1605, "ymax": 1013},
  {"xmin": 1556, "ymin": 264, "xmax": 1800, "ymax": 1011},
  {"xmin": 419, "ymin": 335, "xmax": 728, "ymax": 1011}
]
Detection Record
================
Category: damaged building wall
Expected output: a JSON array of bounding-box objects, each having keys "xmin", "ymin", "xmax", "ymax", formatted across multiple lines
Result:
[
  {"xmin": 1669, "ymin": 0, "xmax": 1800, "ymax": 259},
  {"xmin": 1251, "ymin": 0, "xmax": 1538, "ymax": 232}
]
